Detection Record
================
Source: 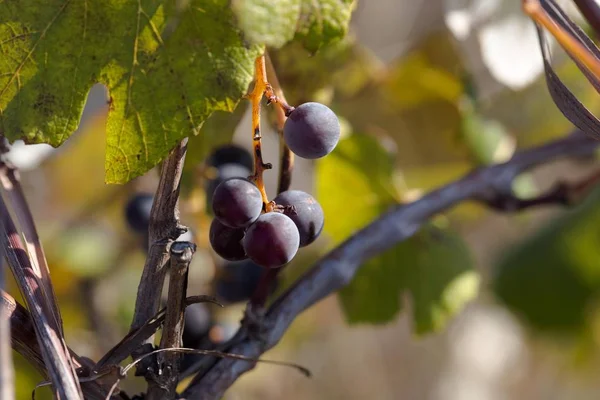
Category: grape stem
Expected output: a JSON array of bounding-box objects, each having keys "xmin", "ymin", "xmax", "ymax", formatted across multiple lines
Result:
[
  {"xmin": 265, "ymin": 52, "xmax": 295, "ymax": 195},
  {"xmin": 182, "ymin": 130, "xmax": 600, "ymax": 399},
  {"xmin": 248, "ymin": 55, "xmax": 295, "ymax": 212},
  {"xmin": 523, "ymin": 0, "xmax": 600, "ymax": 81}
]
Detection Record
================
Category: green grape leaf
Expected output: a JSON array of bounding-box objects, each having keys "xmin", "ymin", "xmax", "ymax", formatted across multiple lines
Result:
[
  {"xmin": 295, "ymin": 0, "xmax": 355, "ymax": 52},
  {"xmin": 317, "ymin": 134, "xmax": 479, "ymax": 332},
  {"xmin": 316, "ymin": 133, "xmax": 397, "ymax": 242},
  {"xmin": 233, "ymin": 0, "xmax": 355, "ymax": 51},
  {"xmin": 459, "ymin": 101, "xmax": 516, "ymax": 165},
  {"xmin": 0, "ymin": 1, "xmax": 262, "ymax": 183},
  {"xmin": 232, "ymin": 0, "xmax": 301, "ymax": 48},
  {"xmin": 494, "ymin": 188, "xmax": 600, "ymax": 333},
  {"xmin": 339, "ymin": 230, "xmax": 478, "ymax": 332}
]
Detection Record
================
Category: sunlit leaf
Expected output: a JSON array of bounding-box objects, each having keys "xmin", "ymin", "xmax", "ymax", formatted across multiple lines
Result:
[
  {"xmin": 0, "ymin": 1, "xmax": 262, "ymax": 183},
  {"xmin": 317, "ymin": 134, "xmax": 479, "ymax": 332}
]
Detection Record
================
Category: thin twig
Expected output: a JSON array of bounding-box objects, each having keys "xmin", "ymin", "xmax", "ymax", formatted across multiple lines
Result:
[
  {"xmin": 523, "ymin": 0, "xmax": 600, "ymax": 80},
  {"xmin": 1, "ymin": 291, "xmax": 118, "ymax": 400},
  {"xmin": 248, "ymin": 56, "xmax": 275, "ymax": 208},
  {"xmin": 129, "ymin": 139, "xmax": 188, "ymax": 372},
  {"xmin": 105, "ymin": 347, "xmax": 310, "ymax": 400},
  {"xmin": 146, "ymin": 242, "xmax": 195, "ymax": 400},
  {"xmin": 95, "ymin": 295, "xmax": 220, "ymax": 370},
  {"xmin": 182, "ymin": 131, "xmax": 600, "ymax": 399},
  {"xmin": 265, "ymin": 52, "xmax": 294, "ymax": 194}
]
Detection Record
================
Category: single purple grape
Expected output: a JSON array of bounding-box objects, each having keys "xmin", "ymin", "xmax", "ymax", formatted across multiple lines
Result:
[
  {"xmin": 274, "ymin": 190, "xmax": 324, "ymax": 247},
  {"xmin": 124, "ymin": 193, "xmax": 153, "ymax": 233},
  {"xmin": 283, "ymin": 102, "xmax": 340, "ymax": 159},
  {"xmin": 205, "ymin": 163, "xmax": 251, "ymax": 211},
  {"xmin": 209, "ymin": 219, "xmax": 247, "ymax": 261},
  {"xmin": 212, "ymin": 178, "xmax": 262, "ymax": 228},
  {"xmin": 243, "ymin": 213, "xmax": 300, "ymax": 268},
  {"xmin": 206, "ymin": 144, "xmax": 254, "ymax": 170}
]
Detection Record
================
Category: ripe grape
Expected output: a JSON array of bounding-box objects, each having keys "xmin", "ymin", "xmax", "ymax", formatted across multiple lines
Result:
[
  {"xmin": 205, "ymin": 163, "xmax": 251, "ymax": 210},
  {"xmin": 212, "ymin": 178, "xmax": 263, "ymax": 228},
  {"xmin": 206, "ymin": 144, "xmax": 253, "ymax": 170},
  {"xmin": 215, "ymin": 260, "xmax": 278, "ymax": 303},
  {"xmin": 209, "ymin": 219, "xmax": 247, "ymax": 261},
  {"xmin": 243, "ymin": 213, "xmax": 300, "ymax": 268},
  {"xmin": 124, "ymin": 193, "xmax": 153, "ymax": 233},
  {"xmin": 284, "ymin": 102, "xmax": 340, "ymax": 159},
  {"xmin": 274, "ymin": 190, "xmax": 324, "ymax": 247},
  {"xmin": 182, "ymin": 303, "xmax": 211, "ymax": 349}
]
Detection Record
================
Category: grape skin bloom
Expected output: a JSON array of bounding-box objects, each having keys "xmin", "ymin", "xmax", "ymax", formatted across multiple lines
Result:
[
  {"xmin": 212, "ymin": 178, "xmax": 263, "ymax": 228},
  {"xmin": 209, "ymin": 218, "xmax": 247, "ymax": 261},
  {"xmin": 243, "ymin": 213, "xmax": 300, "ymax": 268},
  {"xmin": 284, "ymin": 102, "xmax": 340, "ymax": 159},
  {"xmin": 274, "ymin": 190, "xmax": 324, "ymax": 247}
]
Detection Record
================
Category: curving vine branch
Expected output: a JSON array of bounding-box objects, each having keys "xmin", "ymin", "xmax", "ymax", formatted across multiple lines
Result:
[{"xmin": 182, "ymin": 130, "xmax": 600, "ymax": 399}]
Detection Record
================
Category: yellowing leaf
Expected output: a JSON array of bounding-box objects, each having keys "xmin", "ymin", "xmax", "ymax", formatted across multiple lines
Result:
[{"xmin": 0, "ymin": 1, "xmax": 262, "ymax": 183}]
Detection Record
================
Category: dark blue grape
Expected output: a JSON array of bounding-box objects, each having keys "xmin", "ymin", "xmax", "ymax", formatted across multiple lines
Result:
[
  {"xmin": 205, "ymin": 163, "xmax": 251, "ymax": 211},
  {"xmin": 207, "ymin": 144, "xmax": 253, "ymax": 170},
  {"xmin": 284, "ymin": 102, "xmax": 340, "ymax": 159},
  {"xmin": 274, "ymin": 190, "xmax": 324, "ymax": 247},
  {"xmin": 182, "ymin": 303, "xmax": 211, "ymax": 348},
  {"xmin": 124, "ymin": 193, "xmax": 153, "ymax": 233},
  {"xmin": 212, "ymin": 178, "xmax": 262, "ymax": 228},
  {"xmin": 243, "ymin": 213, "xmax": 299, "ymax": 268},
  {"xmin": 215, "ymin": 260, "xmax": 279, "ymax": 303},
  {"xmin": 209, "ymin": 219, "xmax": 247, "ymax": 261}
]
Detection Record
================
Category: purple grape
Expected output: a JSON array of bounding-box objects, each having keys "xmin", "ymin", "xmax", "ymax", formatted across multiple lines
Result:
[
  {"xmin": 284, "ymin": 102, "xmax": 340, "ymax": 159},
  {"xmin": 215, "ymin": 260, "xmax": 278, "ymax": 304},
  {"xmin": 212, "ymin": 178, "xmax": 263, "ymax": 228},
  {"xmin": 124, "ymin": 193, "xmax": 153, "ymax": 233},
  {"xmin": 274, "ymin": 190, "xmax": 324, "ymax": 247},
  {"xmin": 209, "ymin": 219, "xmax": 247, "ymax": 261},
  {"xmin": 182, "ymin": 303, "xmax": 211, "ymax": 348},
  {"xmin": 243, "ymin": 213, "xmax": 300, "ymax": 268},
  {"xmin": 205, "ymin": 163, "xmax": 252, "ymax": 211},
  {"xmin": 207, "ymin": 144, "xmax": 253, "ymax": 170}
]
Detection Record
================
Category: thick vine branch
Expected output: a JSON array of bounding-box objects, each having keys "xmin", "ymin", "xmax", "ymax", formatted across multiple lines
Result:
[
  {"xmin": 146, "ymin": 242, "xmax": 195, "ymax": 400},
  {"xmin": 130, "ymin": 139, "xmax": 188, "ymax": 373},
  {"xmin": 182, "ymin": 131, "xmax": 600, "ymax": 399}
]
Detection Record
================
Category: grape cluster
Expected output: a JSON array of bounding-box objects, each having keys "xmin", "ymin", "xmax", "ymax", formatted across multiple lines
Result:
[{"xmin": 207, "ymin": 102, "xmax": 338, "ymax": 268}]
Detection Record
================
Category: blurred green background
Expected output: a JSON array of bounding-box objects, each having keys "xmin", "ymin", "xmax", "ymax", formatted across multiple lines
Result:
[{"xmin": 9, "ymin": 1, "xmax": 600, "ymax": 399}]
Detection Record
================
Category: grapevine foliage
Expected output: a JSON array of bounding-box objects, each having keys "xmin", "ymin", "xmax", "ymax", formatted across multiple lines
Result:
[
  {"xmin": 0, "ymin": 0, "xmax": 355, "ymax": 183},
  {"xmin": 317, "ymin": 134, "xmax": 479, "ymax": 333},
  {"xmin": 233, "ymin": 0, "xmax": 355, "ymax": 50}
]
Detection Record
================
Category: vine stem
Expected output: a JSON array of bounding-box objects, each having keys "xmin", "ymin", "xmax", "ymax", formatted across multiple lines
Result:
[
  {"xmin": 523, "ymin": 0, "xmax": 600, "ymax": 80},
  {"xmin": 248, "ymin": 56, "xmax": 274, "ymax": 209},
  {"xmin": 248, "ymin": 55, "xmax": 295, "ymax": 211},
  {"xmin": 182, "ymin": 130, "xmax": 600, "ymax": 399},
  {"xmin": 265, "ymin": 52, "xmax": 295, "ymax": 194}
]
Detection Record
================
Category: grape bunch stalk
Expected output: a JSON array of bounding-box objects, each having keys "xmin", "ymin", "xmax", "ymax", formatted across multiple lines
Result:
[{"xmin": 208, "ymin": 54, "xmax": 340, "ymax": 269}]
